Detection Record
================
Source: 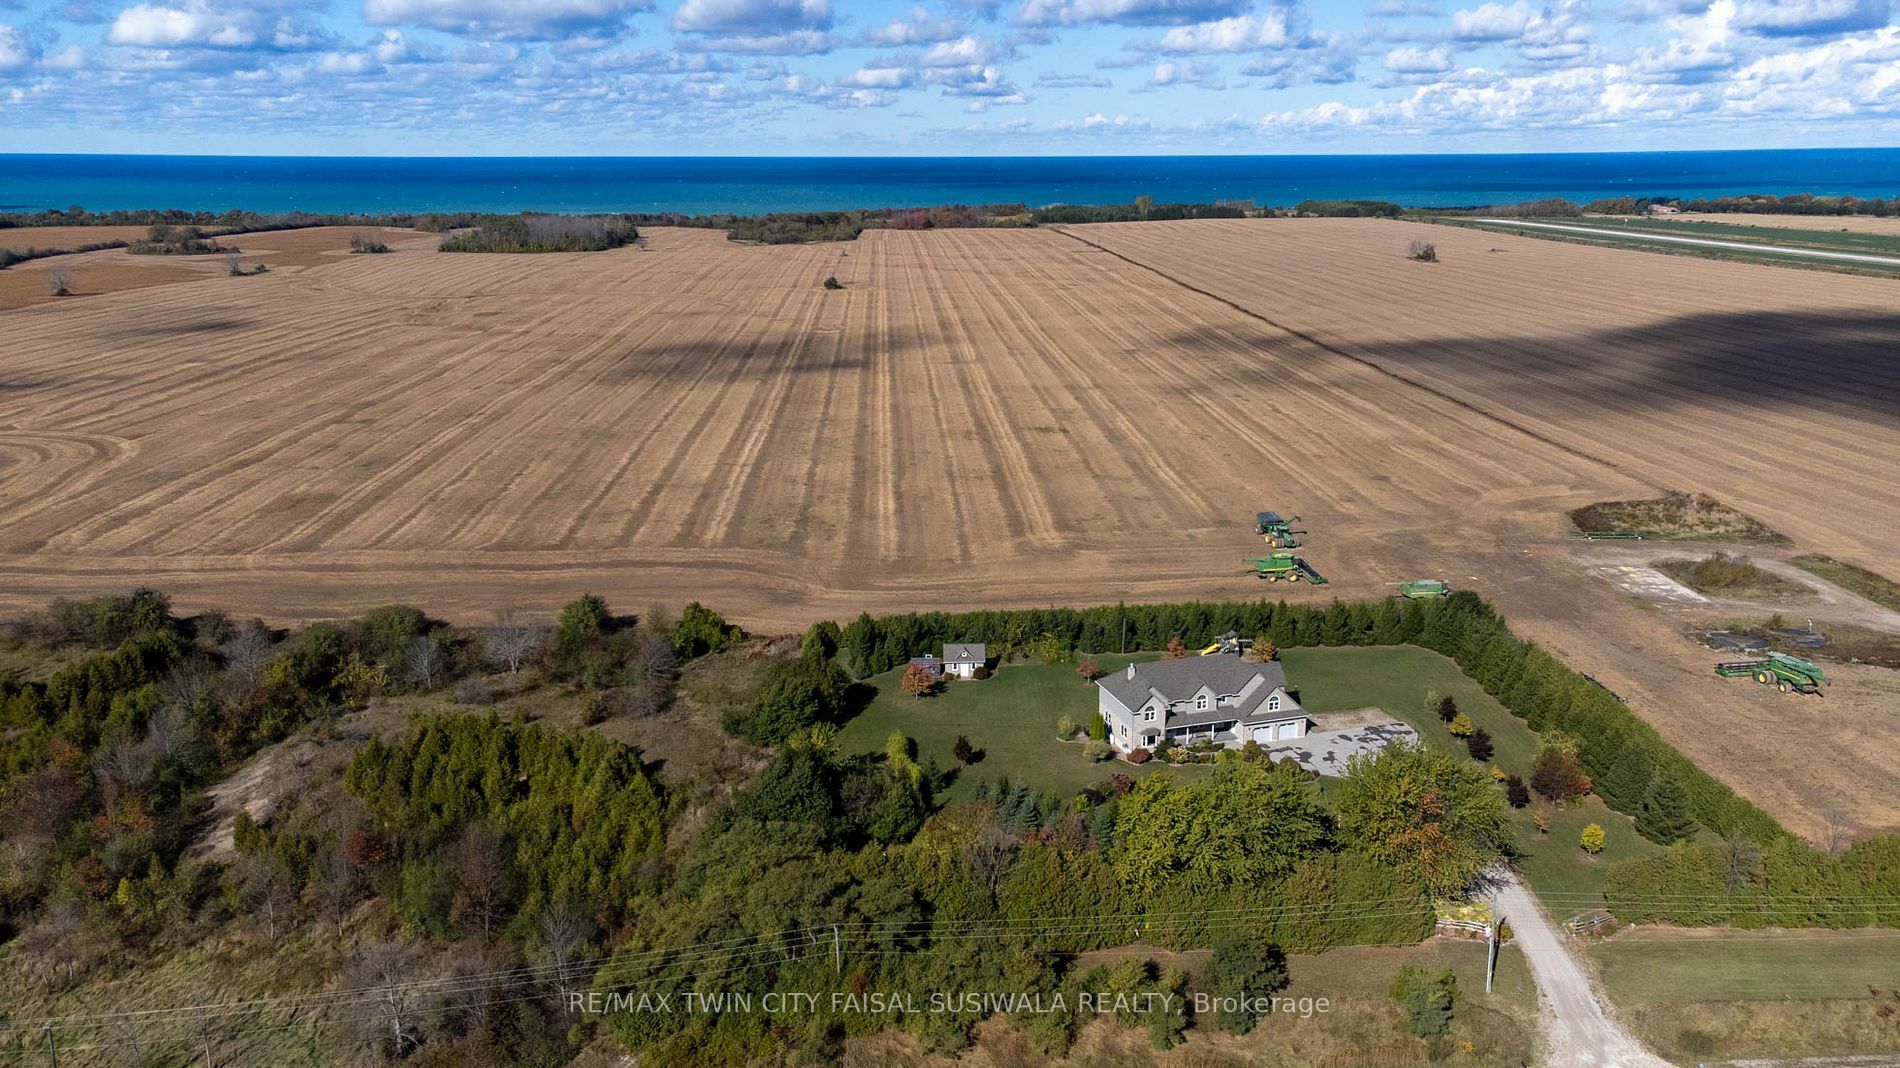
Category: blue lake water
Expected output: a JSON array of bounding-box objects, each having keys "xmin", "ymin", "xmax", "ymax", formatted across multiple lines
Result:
[{"xmin": 2, "ymin": 149, "xmax": 1896, "ymax": 215}]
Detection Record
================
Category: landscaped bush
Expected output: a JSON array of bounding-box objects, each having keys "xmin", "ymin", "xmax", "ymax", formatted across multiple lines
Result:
[{"xmin": 1125, "ymin": 747, "xmax": 1151, "ymax": 764}]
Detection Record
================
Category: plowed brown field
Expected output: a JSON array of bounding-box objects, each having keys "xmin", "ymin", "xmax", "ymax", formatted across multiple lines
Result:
[{"xmin": 3, "ymin": 219, "xmax": 1896, "ymax": 839}]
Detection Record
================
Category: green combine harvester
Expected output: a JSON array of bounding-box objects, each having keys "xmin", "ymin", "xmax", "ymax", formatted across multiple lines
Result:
[
  {"xmin": 1714, "ymin": 652, "xmax": 1827, "ymax": 695},
  {"xmin": 1254, "ymin": 511, "xmax": 1302, "ymax": 549},
  {"xmin": 1245, "ymin": 553, "xmax": 1328, "ymax": 585},
  {"xmin": 1395, "ymin": 579, "xmax": 1450, "ymax": 600}
]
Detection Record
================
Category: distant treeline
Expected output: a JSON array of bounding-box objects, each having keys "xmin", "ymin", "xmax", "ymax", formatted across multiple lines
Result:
[{"xmin": 437, "ymin": 214, "xmax": 641, "ymax": 253}]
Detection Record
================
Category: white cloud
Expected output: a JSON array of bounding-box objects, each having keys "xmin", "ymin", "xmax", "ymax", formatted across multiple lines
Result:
[
  {"xmin": 1149, "ymin": 11, "xmax": 1293, "ymax": 51},
  {"xmin": 1149, "ymin": 56, "xmax": 1222, "ymax": 83},
  {"xmin": 1035, "ymin": 69, "xmax": 1111, "ymax": 85},
  {"xmin": 0, "ymin": 23, "xmax": 34, "ymax": 71},
  {"xmin": 1384, "ymin": 43, "xmax": 1453, "ymax": 71},
  {"xmin": 108, "ymin": 4, "xmax": 260, "ymax": 48},
  {"xmin": 672, "ymin": 0, "xmax": 829, "ymax": 33},
  {"xmin": 840, "ymin": 61, "xmax": 915, "ymax": 86},
  {"xmin": 1733, "ymin": 0, "xmax": 1889, "ymax": 36},
  {"xmin": 364, "ymin": 0, "xmax": 651, "ymax": 38},
  {"xmin": 865, "ymin": 6, "xmax": 962, "ymax": 45},
  {"xmin": 1450, "ymin": 0, "xmax": 1535, "ymax": 39},
  {"xmin": 920, "ymin": 33, "xmax": 1001, "ymax": 64},
  {"xmin": 679, "ymin": 28, "xmax": 835, "ymax": 51},
  {"xmin": 1014, "ymin": 0, "xmax": 1250, "ymax": 29}
]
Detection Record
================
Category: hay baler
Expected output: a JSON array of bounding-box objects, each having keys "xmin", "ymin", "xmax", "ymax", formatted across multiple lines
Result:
[{"xmin": 1395, "ymin": 579, "xmax": 1450, "ymax": 600}]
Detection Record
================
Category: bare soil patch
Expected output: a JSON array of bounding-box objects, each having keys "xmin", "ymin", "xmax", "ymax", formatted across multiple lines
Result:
[
  {"xmin": 1655, "ymin": 552, "xmax": 1810, "ymax": 601},
  {"xmin": 0, "ymin": 224, "xmax": 153, "ymax": 252}
]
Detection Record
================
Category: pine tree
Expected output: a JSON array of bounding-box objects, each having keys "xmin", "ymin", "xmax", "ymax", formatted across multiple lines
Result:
[
  {"xmin": 1636, "ymin": 775, "xmax": 1697, "ymax": 844},
  {"xmin": 1599, "ymin": 740, "xmax": 1655, "ymax": 812}
]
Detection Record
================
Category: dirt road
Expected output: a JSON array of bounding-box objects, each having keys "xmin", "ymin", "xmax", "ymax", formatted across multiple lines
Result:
[{"xmin": 1492, "ymin": 872, "xmax": 1670, "ymax": 1068}]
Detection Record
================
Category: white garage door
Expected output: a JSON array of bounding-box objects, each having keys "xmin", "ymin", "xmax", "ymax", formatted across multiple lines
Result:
[
  {"xmin": 1251, "ymin": 727, "xmax": 1273, "ymax": 744},
  {"xmin": 1276, "ymin": 722, "xmax": 1299, "ymax": 740}
]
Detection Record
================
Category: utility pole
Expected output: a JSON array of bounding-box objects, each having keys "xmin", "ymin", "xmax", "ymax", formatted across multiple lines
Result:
[
  {"xmin": 1485, "ymin": 920, "xmax": 1499, "ymax": 995},
  {"xmin": 832, "ymin": 925, "xmax": 841, "ymax": 975},
  {"xmin": 42, "ymin": 1023, "xmax": 56, "ymax": 1068}
]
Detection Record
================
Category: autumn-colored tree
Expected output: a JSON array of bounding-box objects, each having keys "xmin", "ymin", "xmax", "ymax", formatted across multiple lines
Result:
[
  {"xmin": 1531, "ymin": 809, "xmax": 1549, "ymax": 834},
  {"xmin": 1465, "ymin": 728, "xmax": 1493, "ymax": 762},
  {"xmin": 1531, "ymin": 747, "xmax": 1592, "ymax": 804},
  {"xmin": 1446, "ymin": 712, "xmax": 1474, "ymax": 738},
  {"xmin": 1077, "ymin": 655, "xmax": 1100, "ymax": 682},
  {"xmin": 1248, "ymin": 638, "xmax": 1278, "ymax": 663},
  {"xmin": 901, "ymin": 662, "xmax": 940, "ymax": 699},
  {"xmin": 1579, "ymin": 823, "xmax": 1606, "ymax": 854},
  {"xmin": 1162, "ymin": 637, "xmax": 1190, "ymax": 660},
  {"xmin": 1505, "ymin": 775, "xmax": 1531, "ymax": 809}
]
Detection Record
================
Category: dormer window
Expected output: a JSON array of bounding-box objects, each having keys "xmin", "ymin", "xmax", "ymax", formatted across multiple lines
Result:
[
  {"xmin": 1195, "ymin": 694, "xmax": 1209, "ymax": 711},
  {"xmin": 1267, "ymin": 694, "xmax": 1281, "ymax": 712}
]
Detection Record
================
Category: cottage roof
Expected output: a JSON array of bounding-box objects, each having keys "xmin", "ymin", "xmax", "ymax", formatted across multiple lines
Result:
[{"xmin": 943, "ymin": 644, "xmax": 986, "ymax": 665}]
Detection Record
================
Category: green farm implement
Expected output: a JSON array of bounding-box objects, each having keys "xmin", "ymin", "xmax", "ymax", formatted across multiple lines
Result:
[
  {"xmin": 1715, "ymin": 652, "xmax": 1827, "ymax": 695},
  {"xmin": 1245, "ymin": 553, "xmax": 1328, "ymax": 585},
  {"xmin": 1393, "ymin": 579, "xmax": 1450, "ymax": 600},
  {"xmin": 1254, "ymin": 511, "xmax": 1303, "ymax": 549}
]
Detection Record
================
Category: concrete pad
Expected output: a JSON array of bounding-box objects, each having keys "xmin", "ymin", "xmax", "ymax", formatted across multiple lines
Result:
[{"xmin": 1265, "ymin": 721, "xmax": 1419, "ymax": 776}]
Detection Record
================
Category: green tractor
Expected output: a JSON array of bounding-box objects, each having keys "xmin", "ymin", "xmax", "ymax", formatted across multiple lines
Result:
[
  {"xmin": 1254, "ymin": 511, "xmax": 1302, "ymax": 549},
  {"xmin": 1714, "ymin": 652, "xmax": 1827, "ymax": 695},
  {"xmin": 1245, "ymin": 553, "xmax": 1328, "ymax": 585},
  {"xmin": 1394, "ymin": 579, "xmax": 1450, "ymax": 600}
]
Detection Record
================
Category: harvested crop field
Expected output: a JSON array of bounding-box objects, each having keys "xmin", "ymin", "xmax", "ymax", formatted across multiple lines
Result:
[{"xmin": 3, "ymin": 219, "xmax": 1899, "ymax": 840}]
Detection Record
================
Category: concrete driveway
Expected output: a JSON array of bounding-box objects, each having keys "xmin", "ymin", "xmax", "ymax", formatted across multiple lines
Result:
[{"xmin": 1263, "ymin": 721, "xmax": 1418, "ymax": 775}]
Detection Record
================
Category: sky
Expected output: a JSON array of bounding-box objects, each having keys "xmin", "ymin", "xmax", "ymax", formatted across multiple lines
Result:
[{"xmin": 0, "ymin": 0, "xmax": 1897, "ymax": 153}]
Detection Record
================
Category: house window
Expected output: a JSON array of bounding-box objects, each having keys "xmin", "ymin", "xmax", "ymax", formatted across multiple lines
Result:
[
  {"xmin": 1267, "ymin": 694, "xmax": 1281, "ymax": 712},
  {"xmin": 1142, "ymin": 711, "xmax": 1154, "ymax": 722},
  {"xmin": 1195, "ymin": 695, "xmax": 1209, "ymax": 711}
]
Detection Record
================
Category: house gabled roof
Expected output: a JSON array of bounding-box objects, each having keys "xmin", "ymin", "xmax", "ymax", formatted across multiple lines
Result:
[
  {"xmin": 1097, "ymin": 656, "xmax": 1300, "ymax": 723},
  {"xmin": 943, "ymin": 644, "xmax": 986, "ymax": 665}
]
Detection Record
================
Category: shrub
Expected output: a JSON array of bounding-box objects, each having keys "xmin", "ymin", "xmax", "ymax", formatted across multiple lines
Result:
[
  {"xmin": 1162, "ymin": 637, "xmax": 1190, "ymax": 660},
  {"xmin": 722, "ymin": 656, "xmax": 850, "ymax": 745},
  {"xmin": 1505, "ymin": 775, "xmax": 1530, "ymax": 808},
  {"xmin": 952, "ymin": 735, "xmax": 975, "ymax": 764},
  {"xmin": 971, "ymin": 664, "xmax": 992, "ymax": 680},
  {"xmin": 1056, "ymin": 715, "xmax": 1077, "ymax": 740},
  {"xmin": 1465, "ymin": 728, "xmax": 1493, "ymax": 762},
  {"xmin": 1208, "ymin": 934, "xmax": 1288, "ymax": 1034},
  {"xmin": 1437, "ymin": 694, "xmax": 1458, "ymax": 723},
  {"xmin": 1089, "ymin": 712, "xmax": 1106, "ymax": 742},
  {"xmin": 1407, "ymin": 239, "xmax": 1438, "ymax": 262},
  {"xmin": 45, "ymin": 266, "xmax": 73, "ymax": 296},
  {"xmin": 1446, "ymin": 712, "xmax": 1473, "ymax": 738},
  {"xmin": 1580, "ymin": 823, "xmax": 1606, "ymax": 854},
  {"xmin": 348, "ymin": 232, "xmax": 390, "ymax": 254},
  {"xmin": 822, "ymin": 275, "xmax": 842, "ymax": 290},
  {"xmin": 1389, "ymin": 965, "xmax": 1455, "ymax": 1037},
  {"xmin": 1126, "ymin": 748, "xmax": 1151, "ymax": 765},
  {"xmin": 1084, "ymin": 739, "xmax": 1112, "ymax": 762}
]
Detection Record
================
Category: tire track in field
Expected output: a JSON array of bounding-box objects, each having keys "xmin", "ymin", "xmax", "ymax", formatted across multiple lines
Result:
[
  {"xmin": 914, "ymin": 232, "xmax": 1062, "ymax": 551},
  {"xmin": 934, "ymin": 230, "xmax": 1203, "ymax": 532},
  {"xmin": 613, "ymin": 244, "xmax": 818, "ymax": 549},
  {"xmin": 891, "ymin": 233, "xmax": 977, "ymax": 566},
  {"xmin": 1051, "ymin": 226, "xmax": 1650, "ymax": 487},
  {"xmin": 695, "ymin": 248, "xmax": 837, "ymax": 547}
]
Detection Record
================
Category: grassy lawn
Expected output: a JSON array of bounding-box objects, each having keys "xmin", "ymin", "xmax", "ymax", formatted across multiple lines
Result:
[
  {"xmin": 1283, "ymin": 645, "xmax": 1665, "ymax": 903},
  {"xmin": 1595, "ymin": 929, "xmax": 1900, "ymax": 1064},
  {"xmin": 1594, "ymin": 928, "xmax": 1900, "ymax": 1003},
  {"xmin": 842, "ymin": 644, "xmax": 1665, "ymax": 904},
  {"xmin": 835, "ymin": 653, "xmax": 1208, "ymax": 802}
]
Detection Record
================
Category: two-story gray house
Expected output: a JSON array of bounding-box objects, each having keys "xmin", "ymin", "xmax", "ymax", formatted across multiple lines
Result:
[{"xmin": 1095, "ymin": 655, "xmax": 1309, "ymax": 753}]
